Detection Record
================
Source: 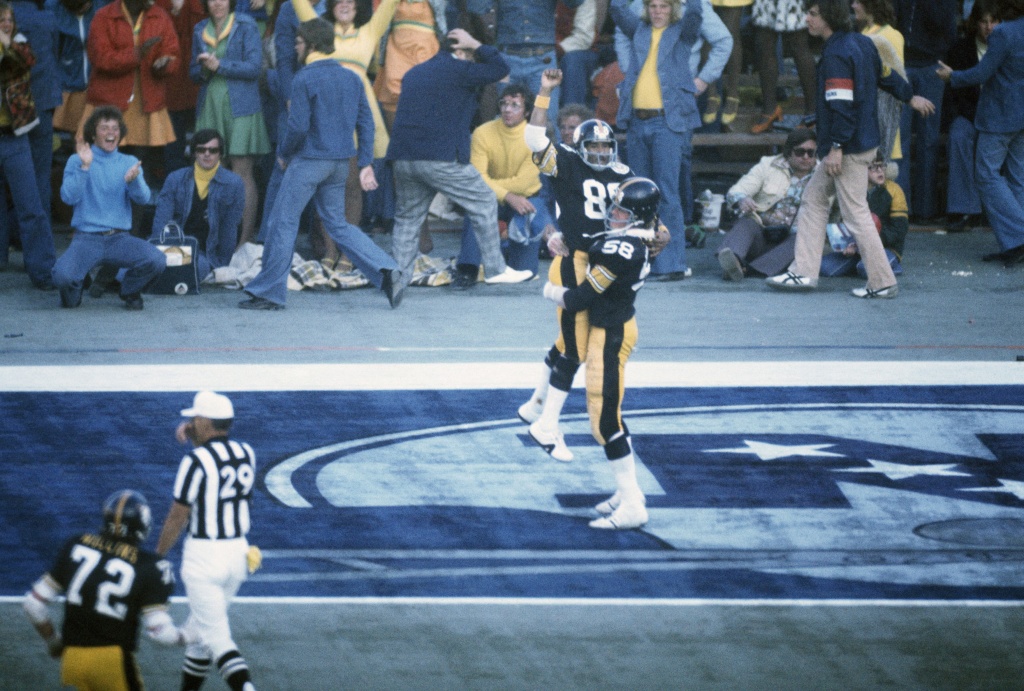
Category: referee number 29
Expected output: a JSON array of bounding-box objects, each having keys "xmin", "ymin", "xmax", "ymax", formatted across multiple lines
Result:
[{"xmin": 220, "ymin": 463, "xmax": 255, "ymax": 499}]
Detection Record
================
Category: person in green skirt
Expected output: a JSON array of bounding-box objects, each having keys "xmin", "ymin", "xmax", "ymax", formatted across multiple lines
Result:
[{"xmin": 191, "ymin": 0, "xmax": 271, "ymax": 247}]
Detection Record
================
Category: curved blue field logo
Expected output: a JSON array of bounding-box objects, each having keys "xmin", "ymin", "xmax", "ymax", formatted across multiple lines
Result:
[{"xmin": 3, "ymin": 383, "xmax": 1024, "ymax": 600}]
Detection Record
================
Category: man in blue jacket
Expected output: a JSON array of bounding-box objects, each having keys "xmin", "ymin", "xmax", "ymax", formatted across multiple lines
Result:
[
  {"xmin": 766, "ymin": 0, "xmax": 933, "ymax": 300},
  {"xmin": 938, "ymin": 0, "xmax": 1024, "ymax": 268},
  {"xmin": 152, "ymin": 129, "xmax": 244, "ymax": 281},
  {"xmin": 240, "ymin": 18, "xmax": 400, "ymax": 310},
  {"xmin": 386, "ymin": 27, "xmax": 533, "ymax": 306}
]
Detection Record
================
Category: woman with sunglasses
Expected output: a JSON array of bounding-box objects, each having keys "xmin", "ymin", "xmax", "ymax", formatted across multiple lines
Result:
[{"xmin": 715, "ymin": 127, "xmax": 817, "ymax": 281}]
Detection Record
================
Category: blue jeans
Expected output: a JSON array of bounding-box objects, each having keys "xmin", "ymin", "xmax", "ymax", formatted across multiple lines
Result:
[
  {"xmin": 458, "ymin": 194, "xmax": 554, "ymax": 275},
  {"xmin": 975, "ymin": 129, "xmax": 1024, "ymax": 252},
  {"xmin": 0, "ymin": 133, "xmax": 55, "ymax": 285},
  {"xmin": 906, "ymin": 64, "xmax": 945, "ymax": 218},
  {"xmin": 625, "ymin": 114, "xmax": 690, "ymax": 274},
  {"xmin": 246, "ymin": 157, "xmax": 397, "ymax": 305},
  {"xmin": 946, "ymin": 116, "xmax": 983, "ymax": 216},
  {"xmin": 560, "ymin": 49, "xmax": 598, "ymax": 109},
  {"xmin": 502, "ymin": 51, "xmax": 560, "ymax": 121},
  {"xmin": 52, "ymin": 231, "xmax": 165, "ymax": 297}
]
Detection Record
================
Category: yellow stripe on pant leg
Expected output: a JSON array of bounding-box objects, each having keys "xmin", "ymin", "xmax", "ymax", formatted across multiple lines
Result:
[{"xmin": 585, "ymin": 318, "xmax": 638, "ymax": 446}]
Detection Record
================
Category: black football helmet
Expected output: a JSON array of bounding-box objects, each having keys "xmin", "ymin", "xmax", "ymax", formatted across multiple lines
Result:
[
  {"xmin": 101, "ymin": 490, "xmax": 152, "ymax": 544},
  {"xmin": 603, "ymin": 177, "xmax": 660, "ymax": 240},
  {"xmin": 573, "ymin": 119, "xmax": 617, "ymax": 170}
]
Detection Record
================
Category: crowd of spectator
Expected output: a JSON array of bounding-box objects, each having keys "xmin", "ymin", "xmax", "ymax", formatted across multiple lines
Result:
[{"xmin": 0, "ymin": 0, "xmax": 1020, "ymax": 309}]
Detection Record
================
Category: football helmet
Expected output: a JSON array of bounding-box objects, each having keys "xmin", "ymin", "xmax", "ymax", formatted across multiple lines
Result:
[
  {"xmin": 573, "ymin": 119, "xmax": 617, "ymax": 170},
  {"xmin": 603, "ymin": 177, "xmax": 661, "ymax": 241},
  {"xmin": 101, "ymin": 490, "xmax": 152, "ymax": 544}
]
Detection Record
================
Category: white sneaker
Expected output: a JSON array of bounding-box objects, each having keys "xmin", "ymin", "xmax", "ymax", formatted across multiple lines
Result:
[
  {"xmin": 851, "ymin": 284, "xmax": 898, "ymax": 299},
  {"xmin": 517, "ymin": 398, "xmax": 544, "ymax": 424},
  {"xmin": 485, "ymin": 267, "xmax": 534, "ymax": 284},
  {"xmin": 589, "ymin": 500, "xmax": 648, "ymax": 530},
  {"xmin": 528, "ymin": 421, "xmax": 574, "ymax": 462},
  {"xmin": 594, "ymin": 491, "xmax": 621, "ymax": 515},
  {"xmin": 765, "ymin": 271, "xmax": 818, "ymax": 291}
]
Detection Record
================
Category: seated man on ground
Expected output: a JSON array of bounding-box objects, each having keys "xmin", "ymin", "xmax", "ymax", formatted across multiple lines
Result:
[
  {"xmin": 454, "ymin": 83, "xmax": 555, "ymax": 288},
  {"xmin": 716, "ymin": 128, "xmax": 817, "ymax": 281},
  {"xmin": 151, "ymin": 129, "xmax": 245, "ymax": 282}
]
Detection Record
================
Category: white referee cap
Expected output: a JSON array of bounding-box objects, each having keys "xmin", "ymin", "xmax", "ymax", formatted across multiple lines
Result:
[{"xmin": 181, "ymin": 391, "xmax": 234, "ymax": 420}]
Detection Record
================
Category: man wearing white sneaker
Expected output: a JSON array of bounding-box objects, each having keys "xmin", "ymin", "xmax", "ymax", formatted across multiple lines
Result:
[
  {"xmin": 386, "ymin": 28, "xmax": 533, "ymax": 304},
  {"xmin": 541, "ymin": 177, "xmax": 663, "ymax": 530},
  {"xmin": 765, "ymin": 0, "xmax": 934, "ymax": 299}
]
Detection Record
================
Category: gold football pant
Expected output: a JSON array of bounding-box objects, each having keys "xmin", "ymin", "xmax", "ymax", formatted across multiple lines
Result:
[
  {"xmin": 550, "ymin": 251, "xmax": 591, "ymax": 363},
  {"xmin": 586, "ymin": 317, "xmax": 638, "ymax": 459},
  {"xmin": 62, "ymin": 645, "xmax": 144, "ymax": 691}
]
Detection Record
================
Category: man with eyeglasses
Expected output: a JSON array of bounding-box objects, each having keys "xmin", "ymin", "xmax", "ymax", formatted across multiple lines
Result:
[
  {"xmin": 453, "ymin": 83, "xmax": 555, "ymax": 287},
  {"xmin": 765, "ymin": 0, "xmax": 933, "ymax": 299},
  {"xmin": 151, "ymin": 129, "xmax": 245, "ymax": 282},
  {"xmin": 716, "ymin": 127, "xmax": 818, "ymax": 281}
]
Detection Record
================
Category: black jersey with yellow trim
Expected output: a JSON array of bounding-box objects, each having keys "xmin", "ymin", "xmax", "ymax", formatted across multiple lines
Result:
[
  {"xmin": 563, "ymin": 233, "xmax": 650, "ymax": 327},
  {"xmin": 535, "ymin": 141, "xmax": 632, "ymax": 253},
  {"xmin": 49, "ymin": 533, "xmax": 175, "ymax": 650}
]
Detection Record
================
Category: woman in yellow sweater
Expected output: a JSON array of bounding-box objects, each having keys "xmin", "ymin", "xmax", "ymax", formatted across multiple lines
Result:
[{"xmin": 292, "ymin": 0, "xmax": 398, "ymax": 260}]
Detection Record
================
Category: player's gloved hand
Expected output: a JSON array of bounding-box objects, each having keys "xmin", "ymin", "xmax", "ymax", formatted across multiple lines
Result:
[
  {"xmin": 542, "ymin": 281, "xmax": 568, "ymax": 308},
  {"xmin": 546, "ymin": 232, "xmax": 570, "ymax": 258},
  {"xmin": 247, "ymin": 545, "xmax": 263, "ymax": 574},
  {"xmin": 649, "ymin": 226, "xmax": 671, "ymax": 258}
]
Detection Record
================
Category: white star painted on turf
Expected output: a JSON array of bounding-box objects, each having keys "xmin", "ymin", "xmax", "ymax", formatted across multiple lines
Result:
[
  {"xmin": 703, "ymin": 440, "xmax": 846, "ymax": 461},
  {"xmin": 961, "ymin": 479, "xmax": 1024, "ymax": 501},
  {"xmin": 832, "ymin": 459, "xmax": 972, "ymax": 481}
]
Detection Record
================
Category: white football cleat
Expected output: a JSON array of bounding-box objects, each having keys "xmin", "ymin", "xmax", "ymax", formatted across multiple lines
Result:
[
  {"xmin": 594, "ymin": 491, "xmax": 621, "ymax": 515},
  {"xmin": 589, "ymin": 501, "xmax": 648, "ymax": 530},
  {"xmin": 517, "ymin": 398, "xmax": 544, "ymax": 424},
  {"xmin": 528, "ymin": 421, "xmax": 574, "ymax": 462},
  {"xmin": 485, "ymin": 267, "xmax": 534, "ymax": 284}
]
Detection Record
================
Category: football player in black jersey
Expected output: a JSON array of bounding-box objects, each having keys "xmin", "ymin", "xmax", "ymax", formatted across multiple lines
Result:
[
  {"xmin": 23, "ymin": 490, "xmax": 191, "ymax": 689},
  {"xmin": 519, "ymin": 68, "xmax": 636, "ymax": 463},
  {"xmin": 541, "ymin": 177, "xmax": 664, "ymax": 529}
]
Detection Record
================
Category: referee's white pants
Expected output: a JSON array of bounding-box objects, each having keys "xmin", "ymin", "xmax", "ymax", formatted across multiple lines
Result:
[{"xmin": 181, "ymin": 536, "xmax": 249, "ymax": 661}]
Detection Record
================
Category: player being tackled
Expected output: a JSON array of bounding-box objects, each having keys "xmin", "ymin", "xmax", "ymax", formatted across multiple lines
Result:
[{"xmin": 541, "ymin": 177, "xmax": 668, "ymax": 530}]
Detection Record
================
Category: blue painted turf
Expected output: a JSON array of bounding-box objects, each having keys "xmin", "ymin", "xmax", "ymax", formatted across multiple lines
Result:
[{"xmin": 3, "ymin": 386, "xmax": 1023, "ymax": 599}]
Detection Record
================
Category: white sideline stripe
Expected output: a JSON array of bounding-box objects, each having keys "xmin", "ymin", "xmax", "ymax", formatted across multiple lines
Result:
[
  {"xmin": 2, "ymin": 596, "xmax": 1023, "ymax": 607},
  {"xmin": 2, "ymin": 361, "xmax": 1024, "ymax": 391}
]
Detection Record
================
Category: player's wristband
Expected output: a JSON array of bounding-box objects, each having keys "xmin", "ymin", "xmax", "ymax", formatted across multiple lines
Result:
[{"xmin": 534, "ymin": 95, "xmax": 551, "ymax": 110}]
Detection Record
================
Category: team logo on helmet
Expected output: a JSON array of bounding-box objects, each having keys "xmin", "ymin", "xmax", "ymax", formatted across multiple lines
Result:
[
  {"xmin": 102, "ymin": 489, "xmax": 152, "ymax": 544},
  {"xmin": 573, "ymin": 119, "xmax": 617, "ymax": 170}
]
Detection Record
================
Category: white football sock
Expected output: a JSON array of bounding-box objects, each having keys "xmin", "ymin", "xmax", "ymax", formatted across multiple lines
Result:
[{"xmin": 538, "ymin": 386, "xmax": 569, "ymax": 428}]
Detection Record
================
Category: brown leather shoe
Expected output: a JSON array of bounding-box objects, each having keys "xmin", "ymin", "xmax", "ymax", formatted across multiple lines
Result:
[{"xmin": 750, "ymin": 104, "xmax": 783, "ymax": 134}]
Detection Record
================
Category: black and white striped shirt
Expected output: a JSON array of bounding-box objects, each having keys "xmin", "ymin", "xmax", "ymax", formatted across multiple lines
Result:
[{"xmin": 172, "ymin": 437, "xmax": 255, "ymax": 540}]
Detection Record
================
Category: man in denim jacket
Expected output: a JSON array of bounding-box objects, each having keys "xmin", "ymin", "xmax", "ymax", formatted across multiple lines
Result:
[{"xmin": 152, "ymin": 129, "xmax": 244, "ymax": 281}]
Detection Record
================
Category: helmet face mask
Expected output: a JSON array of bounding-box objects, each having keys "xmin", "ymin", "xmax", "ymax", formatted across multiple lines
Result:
[
  {"xmin": 102, "ymin": 490, "xmax": 152, "ymax": 545},
  {"xmin": 573, "ymin": 119, "xmax": 618, "ymax": 170}
]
